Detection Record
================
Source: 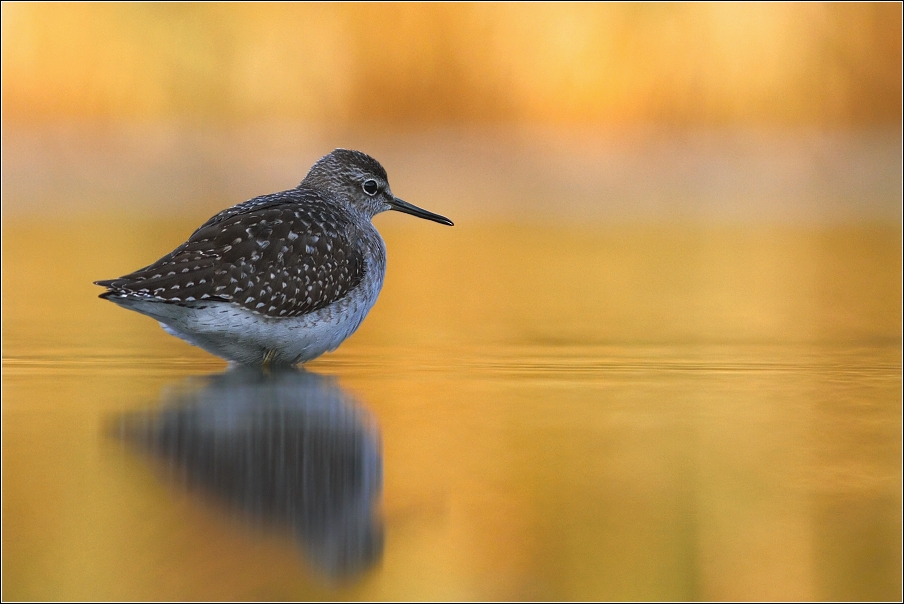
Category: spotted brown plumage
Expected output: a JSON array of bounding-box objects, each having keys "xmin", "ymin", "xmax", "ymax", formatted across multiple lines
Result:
[
  {"xmin": 97, "ymin": 190, "xmax": 366, "ymax": 318},
  {"xmin": 95, "ymin": 148, "xmax": 453, "ymax": 366}
]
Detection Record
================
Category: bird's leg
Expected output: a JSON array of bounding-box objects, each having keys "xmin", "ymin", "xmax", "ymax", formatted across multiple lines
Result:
[{"xmin": 262, "ymin": 348, "xmax": 276, "ymax": 369}]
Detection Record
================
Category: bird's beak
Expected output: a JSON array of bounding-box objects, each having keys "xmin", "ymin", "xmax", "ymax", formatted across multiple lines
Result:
[{"xmin": 388, "ymin": 197, "xmax": 454, "ymax": 226}]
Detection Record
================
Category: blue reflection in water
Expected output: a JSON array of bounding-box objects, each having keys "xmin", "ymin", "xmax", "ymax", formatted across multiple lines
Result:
[{"xmin": 117, "ymin": 367, "xmax": 383, "ymax": 580}]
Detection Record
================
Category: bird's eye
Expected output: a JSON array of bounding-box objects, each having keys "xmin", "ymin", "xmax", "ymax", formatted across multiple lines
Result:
[{"xmin": 362, "ymin": 180, "xmax": 379, "ymax": 196}]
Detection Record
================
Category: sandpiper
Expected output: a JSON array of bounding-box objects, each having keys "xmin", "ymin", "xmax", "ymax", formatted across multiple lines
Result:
[{"xmin": 96, "ymin": 149, "xmax": 453, "ymax": 366}]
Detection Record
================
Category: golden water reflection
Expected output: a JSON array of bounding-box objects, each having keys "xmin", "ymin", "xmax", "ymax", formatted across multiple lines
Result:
[
  {"xmin": 2, "ymin": 218, "xmax": 901, "ymax": 600},
  {"xmin": 117, "ymin": 367, "xmax": 383, "ymax": 581}
]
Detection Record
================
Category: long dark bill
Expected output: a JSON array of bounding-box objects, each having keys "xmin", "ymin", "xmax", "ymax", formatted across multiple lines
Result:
[{"xmin": 389, "ymin": 197, "xmax": 454, "ymax": 226}]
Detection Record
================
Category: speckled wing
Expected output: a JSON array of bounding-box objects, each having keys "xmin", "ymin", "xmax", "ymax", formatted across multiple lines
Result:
[{"xmin": 96, "ymin": 189, "xmax": 365, "ymax": 318}]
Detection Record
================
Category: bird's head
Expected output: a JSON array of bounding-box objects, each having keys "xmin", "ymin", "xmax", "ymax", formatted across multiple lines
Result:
[{"xmin": 301, "ymin": 149, "xmax": 453, "ymax": 226}]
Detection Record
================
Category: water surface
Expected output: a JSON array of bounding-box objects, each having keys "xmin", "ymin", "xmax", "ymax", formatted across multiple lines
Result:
[{"xmin": 2, "ymin": 218, "xmax": 901, "ymax": 600}]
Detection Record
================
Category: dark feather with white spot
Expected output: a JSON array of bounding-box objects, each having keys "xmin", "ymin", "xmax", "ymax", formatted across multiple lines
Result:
[{"xmin": 96, "ymin": 189, "xmax": 366, "ymax": 318}]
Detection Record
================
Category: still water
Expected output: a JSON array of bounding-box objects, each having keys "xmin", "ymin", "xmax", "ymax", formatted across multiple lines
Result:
[{"xmin": 2, "ymin": 217, "xmax": 901, "ymax": 600}]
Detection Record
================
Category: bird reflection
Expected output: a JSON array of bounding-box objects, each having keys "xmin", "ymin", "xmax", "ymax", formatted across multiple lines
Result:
[{"xmin": 117, "ymin": 367, "xmax": 383, "ymax": 580}]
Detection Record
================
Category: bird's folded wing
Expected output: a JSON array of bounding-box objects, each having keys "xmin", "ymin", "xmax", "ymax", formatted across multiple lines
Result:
[{"xmin": 96, "ymin": 195, "xmax": 365, "ymax": 318}]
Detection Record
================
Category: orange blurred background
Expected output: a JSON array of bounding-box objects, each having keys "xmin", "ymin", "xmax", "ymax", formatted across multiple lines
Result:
[
  {"xmin": 2, "ymin": 3, "xmax": 901, "ymax": 126},
  {"xmin": 1, "ymin": 2, "xmax": 901, "ymax": 226},
  {"xmin": 2, "ymin": 3, "xmax": 901, "ymax": 224}
]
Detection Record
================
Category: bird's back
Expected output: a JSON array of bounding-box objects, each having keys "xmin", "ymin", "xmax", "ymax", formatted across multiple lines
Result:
[{"xmin": 97, "ymin": 188, "xmax": 370, "ymax": 319}]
